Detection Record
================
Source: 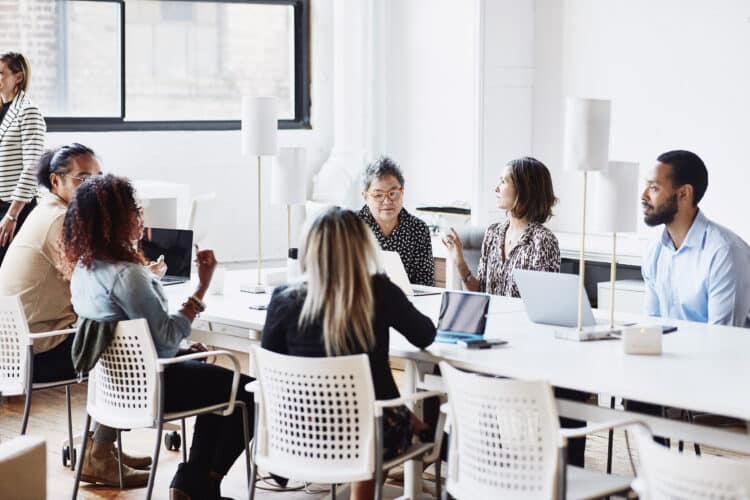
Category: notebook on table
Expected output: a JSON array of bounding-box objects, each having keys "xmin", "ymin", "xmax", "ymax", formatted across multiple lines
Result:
[
  {"xmin": 380, "ymin": 250, "xmax": 441, "ymax": 296},
  {"xmin": 435, "ymin": 291, "xmax": 491, "ymax": 344},
  {"xmin": 141, "ymin": 227, "xmax": 194, "ymax": 285}
]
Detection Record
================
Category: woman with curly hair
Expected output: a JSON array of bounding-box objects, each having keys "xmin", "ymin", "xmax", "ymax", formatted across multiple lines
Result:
[{"xmin": 63, "ymin": 174, "xmax": 254, "ymax": 500}]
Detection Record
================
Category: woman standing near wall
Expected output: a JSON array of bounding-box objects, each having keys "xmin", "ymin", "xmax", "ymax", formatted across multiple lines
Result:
[{"xmin": 0, "ymin": 52, "xmax": 46, "ymax": 265}]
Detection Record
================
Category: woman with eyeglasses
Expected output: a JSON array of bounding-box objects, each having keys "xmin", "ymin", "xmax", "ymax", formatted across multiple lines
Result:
[
  {"xmin": 0, "ymin": 145, "xmax": 157, "ymax": 486},
  {"xmin": 358, "ymin": 156, "xmax": 435, "ymax": 286},
  {"xmin": 0, "ymin": 52, "xmax": 46, "ymax": 265}
]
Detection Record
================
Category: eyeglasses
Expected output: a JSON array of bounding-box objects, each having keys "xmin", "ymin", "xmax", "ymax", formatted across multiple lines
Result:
[
  {"xmin": 368, "ymin": 188, "xmax": 403, "ymax": 203},
  {"xmin": 62, "ymin": 172, "xmax": 100, "ymax": 184}
]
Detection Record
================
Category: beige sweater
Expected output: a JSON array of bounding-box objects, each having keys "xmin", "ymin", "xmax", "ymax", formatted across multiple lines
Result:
[{"xmin": 0, "ymin": 193, "xmax": 75, "ymax": 352}]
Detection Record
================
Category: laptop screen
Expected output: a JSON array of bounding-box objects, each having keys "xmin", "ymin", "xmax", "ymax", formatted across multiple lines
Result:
[
  {"xmin": 141, "ymin": 228, "xmax": 193, "ymax": 279},
  {"xmin": 437, "ymin": 291, "xmax": 490, "ymax": 335}
]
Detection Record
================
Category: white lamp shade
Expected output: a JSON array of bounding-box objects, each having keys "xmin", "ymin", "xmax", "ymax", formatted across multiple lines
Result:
[
  {"xmin": 563, "ymin": 97, "xmax": 611, "ymax": 172},
  {"xmin": 588, "ymin": 161, "xmax": 640, "ymax": 233},
  {"xmin": 241, "ymin": 96, "xmax": 278, "ymax": 156},
  {"xmin": 272, "ymin": 147, "xmax": 307, "ymax": 205}
]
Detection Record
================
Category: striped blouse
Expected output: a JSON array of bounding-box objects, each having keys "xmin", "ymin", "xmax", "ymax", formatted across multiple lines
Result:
[{"xmin": 0, "ymin": 90, "xmax": 46, "ymax": 203}]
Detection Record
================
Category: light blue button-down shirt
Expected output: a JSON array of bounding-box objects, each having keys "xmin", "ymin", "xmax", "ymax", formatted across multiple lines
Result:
[
  {"xmin": 70, "ymin": 260, "xmax": 192, "ymax": 358},
  {"xmin": 642, "ymin": 211, "xmax": 750, "ymax": 327}
]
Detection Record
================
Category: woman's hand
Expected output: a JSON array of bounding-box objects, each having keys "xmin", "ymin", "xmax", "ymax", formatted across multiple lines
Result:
[
  {"xmin": 441, "ymin": 227, "xmax": 465, "ymax": 266},
  {"xmin": 195, "ymin": 249, "xmax": 217, "ymax": 297},
  {"xmin": 147, "ymin": 254, "xmax": 167, "ymax": 278},
  {"xmin": 0, "ymin": 216, "xmax": 17, "ymax": 247}
]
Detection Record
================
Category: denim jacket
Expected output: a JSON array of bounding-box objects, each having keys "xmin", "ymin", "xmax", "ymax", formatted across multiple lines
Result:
[{"xmin": 70, "ymin": 259, "xmax": 191, "ymax": 358}]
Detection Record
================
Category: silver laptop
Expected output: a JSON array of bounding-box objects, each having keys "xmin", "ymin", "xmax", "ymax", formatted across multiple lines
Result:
[
  {"xmin": 513, "ymin": 269, "xmax": 598, "ymax": 327},
  {"xmin": 380, "ymin": 251, "xmax": 440, "ymax": 296}
]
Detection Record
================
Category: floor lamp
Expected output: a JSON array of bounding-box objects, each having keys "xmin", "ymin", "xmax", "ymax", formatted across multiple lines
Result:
[
  {"xmin": 271, "ymin": 147, "xmax": 307, "ymax": 251},
  {"xmin": 590, "ymin": 161, "xmax": 639, "ymax": 330},
  {"xmin": 241, "ymin": 96, "xmax": 278, "ymax": 293},
  {"xmin": 563, "ymin": 97, "xmax": 611, "ymax": 332}
]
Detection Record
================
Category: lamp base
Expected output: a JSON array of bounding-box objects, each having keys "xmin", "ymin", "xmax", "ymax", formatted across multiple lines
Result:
[
  {"xmin": 554, "ymin": 325, "xmax": 621, "ymax": 342},
  {"xmin": 240, "ymin": 283, "xmax": 268, "ymax": 294}
]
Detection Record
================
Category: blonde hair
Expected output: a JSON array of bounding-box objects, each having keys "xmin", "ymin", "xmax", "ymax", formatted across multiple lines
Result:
[{"xmin": 297, "ymin": 207, "xmax": 380, "ymax": 356}]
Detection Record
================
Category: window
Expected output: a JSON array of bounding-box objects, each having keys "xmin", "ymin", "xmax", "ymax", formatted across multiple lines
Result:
[{"xmin": 0, "ymin": 0, "xmax": 310, "ymax": 130}]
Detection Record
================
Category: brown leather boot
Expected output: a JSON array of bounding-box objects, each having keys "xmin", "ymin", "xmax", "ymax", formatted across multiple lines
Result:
[
  {"xmin": 80, "ymin": 438, "xmax": 150, "ymax": 487},
  {"xmin": 117, "ymin": 447, "xmax": 153, "ymax": 470}
]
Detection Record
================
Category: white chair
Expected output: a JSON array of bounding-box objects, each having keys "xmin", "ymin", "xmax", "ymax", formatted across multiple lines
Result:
[
  {"xmin": 439, "ymin": 361, "xmax": 639, "ymax": 500},
  {"xmin": 247, "ymin": 346, "xmax": 447, "ymax": 500},
  {"xmin": 632, "ymin": 426, "xmax": 750, "ymax": 499},
  {"xmin": 71, "ymin": 318, "xmax": 252, "ymax": 500},
  {"xmin": 0, "ymin": 435, "xmax": 46, "ymax": 500},
  {"xmin": 0, "ymin": 295, "xmax": 79, "ymax": 469}
]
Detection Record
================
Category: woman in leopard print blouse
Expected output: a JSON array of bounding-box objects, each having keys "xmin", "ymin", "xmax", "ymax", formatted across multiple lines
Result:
[
  {"xmin": 442, "ymin": 157, "xmax": 589, "ymax": 470},
  {"xmin": 443, "ymin": 156, "xmax": 559, "ymax": 296}
]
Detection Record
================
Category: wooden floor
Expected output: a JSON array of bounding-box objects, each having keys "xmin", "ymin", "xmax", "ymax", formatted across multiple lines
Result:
[{"xmin": 1, "ymin": 378, "xmax": 746, "ymax": 499}]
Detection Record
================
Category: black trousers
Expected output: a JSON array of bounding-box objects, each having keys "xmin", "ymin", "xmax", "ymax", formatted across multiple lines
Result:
[
  {"xmin": 0, "ymin": 198, "xmax": 37, "ymax": 266},
  {"xmin": 163, "ymin": 361, "xmax": 255, "ymax": 476},
  {"xmin": 555, "ymin": 388, "xmax": 588, "ymax": 467},
  {"xmin": 32, "ymin": 333, "xmax": 77, "ymax": 384}
]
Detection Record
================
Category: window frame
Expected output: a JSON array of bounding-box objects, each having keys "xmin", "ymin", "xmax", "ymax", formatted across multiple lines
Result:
[{"xmin": 45, "ymin": 0, "xmax": 311, "ymax": 132}]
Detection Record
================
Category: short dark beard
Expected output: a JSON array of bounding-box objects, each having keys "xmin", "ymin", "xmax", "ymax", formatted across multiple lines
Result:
[{"xmin": 644, "ymin": 193, "xmax": 678, "ymax": 226}]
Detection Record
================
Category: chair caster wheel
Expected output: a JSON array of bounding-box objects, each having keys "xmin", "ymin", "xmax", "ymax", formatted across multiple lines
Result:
[
  {"xmin": 164, "ymin": 431, "xmax": 181, "ymax": 451},
  {"xmin": 62, "ymin": 445, "xmax": 77, "ymax": 468}
]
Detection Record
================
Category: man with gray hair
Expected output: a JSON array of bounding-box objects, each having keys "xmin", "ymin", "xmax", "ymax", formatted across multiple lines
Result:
[{"xmin": 358, "ymin": 156, "xmax": 435, "ymax": 286}]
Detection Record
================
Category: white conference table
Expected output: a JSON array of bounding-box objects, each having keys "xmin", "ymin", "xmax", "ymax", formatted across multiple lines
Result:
[{"xmin": 166, "ymin": 270, "xmax": 750, "ymax": 498}]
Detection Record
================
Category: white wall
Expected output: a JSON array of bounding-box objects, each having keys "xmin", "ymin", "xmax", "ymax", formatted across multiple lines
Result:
[
  {"xmin": 380, "ymin": 0, "xmax": 479, "ymax": 214},
  {"xmin": 48, "ymin": 0, "xmax": 334, "ymax": 264},
  {"xmin": 534, "ymin": 0, "xmax": 750, "ymax": 244}
]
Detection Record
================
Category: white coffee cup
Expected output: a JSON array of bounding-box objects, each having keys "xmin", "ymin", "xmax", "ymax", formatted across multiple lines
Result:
[{"xmin": 209, "ymin": 267, "xmax": 226, "ymax": 295}]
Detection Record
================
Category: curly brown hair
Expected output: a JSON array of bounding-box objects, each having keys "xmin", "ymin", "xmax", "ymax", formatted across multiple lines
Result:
[{"xmin": 61, "ymin": 174, "xmax": 146, "ymax": 275}]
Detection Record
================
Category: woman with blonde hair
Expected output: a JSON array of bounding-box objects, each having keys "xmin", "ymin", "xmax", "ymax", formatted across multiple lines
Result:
[
  {"xmin": 0, "ymin": 52, "xmax": 46, "ymax": 264},
  {"xmin": 262, "ymin": 207, "xmax": 436, "ymax": 500}
]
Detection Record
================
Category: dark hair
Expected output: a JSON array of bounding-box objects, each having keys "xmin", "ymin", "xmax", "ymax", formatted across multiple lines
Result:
[
  {"xmin": 657, "ymin": 150, "xmax": 708, "ymax": 206},
  {"xmin": 0, "ymin": 52, "xmax": 31, "ymax": 92},
  {"xmin": 362, "ymin": 156, "xmax": 405, "ymax": 191},
  {"xmin": 61, "ymin": 174, "xmax": 146, "ymax": 274},
  {"xmin": 36, "ymin": 143, "xmax": 95, "ymax": 190},
  {"xmin": 506, "ymin": 157, "xmax": 557, "ymax": 223}
]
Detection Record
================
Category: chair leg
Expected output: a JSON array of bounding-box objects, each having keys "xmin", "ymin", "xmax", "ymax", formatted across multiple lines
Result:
[
  {"xmin": 181, "ymin": 417, "xmax": 187, "ymax": 463},
  {"xmin": 434, "ymin": 456, "xmax": 443, "ymax": 500},
  {"xmin": 145, "ymin": 421, "xmax": 164, "ymax": 500},
  {"xmin": 116, "ymin": 430, "xmax": 125, "ymax": 489},
  {"xmin": 330, "ymin": 483, "xmax": 336, "ymax": 500},
  {"xmin": 240, "ymin": 403, "xmax": 253, "ymax": 496},
  {"xmin": 72, "ymin": 414, "xmax": 92, "ymax": 500},
  {"xmin": 66, "ymin": 386, "xmax": 75, "ymax": 470},
  {"xmin": 248, "ymin": 402, "xmax": 260, "ymax": 500},
  {"xmin": 606, "ymin": 396, "xmax": 615, "ymax": 474},
  {"xmin": 20, "ymin": 390, "xmax": 32, "ymax": 435}
]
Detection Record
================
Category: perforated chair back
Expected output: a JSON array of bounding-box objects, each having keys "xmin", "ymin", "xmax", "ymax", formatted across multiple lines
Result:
[
  {"xmin": 86, "ymin": 319, "xmax": 159, "ymax": 430},
  {"xmin": 250, "ymin": 346, "xmax": 377, "ymax": 483},
  {"xmin": 0, "ymin": 295, "xmax": 30, "ymax": 397},
  {"xmin": 633, "ymin": 427, "xmax": 750, "ymax": 500},
  {"xmin": 439, "ymin": 362, "xmax": 560, "ymax": 500}
]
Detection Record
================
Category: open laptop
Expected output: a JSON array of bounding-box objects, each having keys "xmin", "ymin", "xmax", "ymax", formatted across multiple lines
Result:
[
  {"xmin": 141, "ymin": 228, "xmax": 194, "ymax": 285},
  {"xmin": 513, "ymin": 269, "xmax": 601, "ymax": 327},
  {"xmin": 435, "ymin": 291, "xmax": 491, "ymax": 343},
  {"xmin": 380, "ymin": 250, "xmax": 440, "ymax": 296}
]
